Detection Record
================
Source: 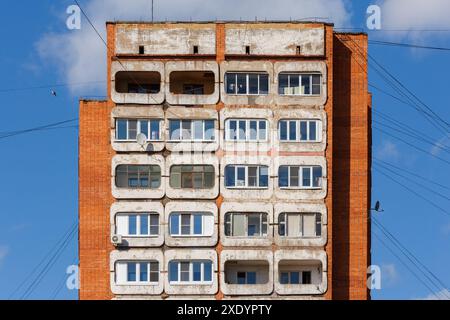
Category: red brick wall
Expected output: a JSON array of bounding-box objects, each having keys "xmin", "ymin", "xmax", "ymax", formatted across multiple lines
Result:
[
  {"xmin": 332, "ymin": 33, "xmax": 371, "ymax": 300},
  {"xmin": 78, "ymin": 100, "xmax": 114, "ymax": 300}
]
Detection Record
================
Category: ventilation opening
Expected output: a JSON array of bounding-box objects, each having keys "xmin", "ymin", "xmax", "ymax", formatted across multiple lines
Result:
[
  {"xmin": 245, "ymin": 46, "xmax": 251, "ymax": 55},
  {"xmin": 296, "ymin": 46, "xmax": 301, "ymax": 55},
  {"xmin": 139, "ymin": 46, "xmax": 145, "ymax": 54},
  {"xmin": 193, "ymin": 45, "xmax": 199, "ymax": 54}
]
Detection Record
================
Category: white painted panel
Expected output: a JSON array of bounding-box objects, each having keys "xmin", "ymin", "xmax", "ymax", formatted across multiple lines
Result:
[
  {"xmin": 203, "ymin": 215, "xmax": 214, "ymax": 236},
  {"xmin": 116, "ymin": 262, "xmax": 127, "ymax": 284},
  {"xmin": 116, "ymin": 215, "xmax": 128, "ymax": 235}
]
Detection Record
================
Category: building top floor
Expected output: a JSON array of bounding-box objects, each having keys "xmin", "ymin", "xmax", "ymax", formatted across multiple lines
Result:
[{"xmin": 106, "ymin": 21, "xmax": 342, "ymax": 58}]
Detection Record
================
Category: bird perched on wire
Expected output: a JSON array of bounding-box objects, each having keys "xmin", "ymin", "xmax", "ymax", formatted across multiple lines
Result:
[{"xmin": 51, "ymin": 90, "xmax": 57, "ymax": 97}]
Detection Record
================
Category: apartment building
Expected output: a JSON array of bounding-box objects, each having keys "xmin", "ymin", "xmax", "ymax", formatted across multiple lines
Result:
[{"xmin": 79, "ymin": 21, "xmax": 371, "ymax": 300}]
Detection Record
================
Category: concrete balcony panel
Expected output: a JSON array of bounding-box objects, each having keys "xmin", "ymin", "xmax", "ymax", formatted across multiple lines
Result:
[
  {"xmin": 111, "ymin": 106, "xmax": 165, "ymax": 152},
  {"xmin": 164, "ymin": 201, "xmax": 218, "ymax": 247},
  {"xmin": 272, "ymin": 109, "xmax": 327, "ymax": 153},
  {"xmin": 220, "ymin": 250, "xmax": 273, "ymax": 296},
  {"xmin": 110, "ymin": 201, "xmax": 164, "ymax": 248},
  {"xmin": 165, "ymin": 106, "xmax": 219, "ymax": 152},
  {"xmin": 273, "ymin": 156, "xmax": 327, "ymax": 200},
  {"xmin": 220, "ymin": 61, "xmax": 274, "ymax": 105},
  {"xmin": 164, "ymin": 249, "xmax": 218, "ymax": 295},
  {"xmin": 110, "ymin": 249, "xmax": 164, "ymax": 295},
  {"xmin": 274, "ymin": 249, "xmax": 327, "ymax": 295},
  {"xmin": 111, "ymin": 154, "xmax": 165, "ymax": 199},
  {"xmin": 274, "ymin": 203, "xmax": 327, "ymax": 247},
  {"xmin": 220, "ymin": 201, "xmax": 273, "ymax": 247},
  {"xmin": 111, "ymin": 61, "xmax": 165, "ymax": 104},
  {"xmin": 165, "ymin": 61, "xmax": 219, "ymax": 105},
  {"xmin": 273, "ymin": 61, "xmax": 328, "ymax": 106},
  {"xmin": 165, "ymin": 153, "xmax": 219, "ymax": 200}
]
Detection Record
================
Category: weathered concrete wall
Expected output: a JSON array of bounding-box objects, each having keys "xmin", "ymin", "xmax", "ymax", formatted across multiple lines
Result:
[
  {"xmin": 115, "ymin": 23, "xmax": 216, "ymax": 55},
  {"xmin": 224, "ymin": 24, "xmax": 325, "ymax": 56}
]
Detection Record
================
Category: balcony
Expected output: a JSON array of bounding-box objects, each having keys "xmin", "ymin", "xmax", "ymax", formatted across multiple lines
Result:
[
  {"xmin": 111, "ymin": 61, "xmax": 165, "ymax": 104},
  {"xmin": 220, "ymin": 250, "xmax": 273, "ymax": 296},
  {"xmin": 165, "ymin": 61, "xmax": 219, "ymax": 105},
  {"xmin": 274, "ymin": 250, "xmax": 327, "ymax": 295}
]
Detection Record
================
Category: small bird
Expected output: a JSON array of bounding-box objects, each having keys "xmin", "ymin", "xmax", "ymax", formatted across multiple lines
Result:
[{"xmin": 51, "ymin": 90, "xmax": 57, "ymax": 96}]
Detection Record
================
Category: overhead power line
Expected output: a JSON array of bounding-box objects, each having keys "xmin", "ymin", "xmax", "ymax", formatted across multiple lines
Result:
[
  {"xmin": 369, "ymin": 40, "xmax": 450, "ymax": 52},
  {"xmin": 0, "ymin": 81, "xmax": 105, "ymax": 94},
  {"xmin": 0, "ymin": 118, "xmax": 78, "ymax": 141}
]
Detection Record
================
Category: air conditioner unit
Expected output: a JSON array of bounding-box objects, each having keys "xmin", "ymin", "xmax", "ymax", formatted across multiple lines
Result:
[{"xmin": 111, "ymin": 234, "xmax": 122, "ymax": 246}]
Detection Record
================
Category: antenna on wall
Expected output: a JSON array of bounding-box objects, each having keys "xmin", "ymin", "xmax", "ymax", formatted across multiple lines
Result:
[{"xmin": 151, "ymin": 0, "xmax": 154, "ymax": 22}]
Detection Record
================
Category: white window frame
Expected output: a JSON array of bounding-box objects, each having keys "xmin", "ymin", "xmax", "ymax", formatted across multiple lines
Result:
[
  {"xmin": 169, "ymin": 212, "xmax": 213, "ymax": 237},
  {"xmin": 226, "ymin": 165, "xmax": 269, "ymax": 189},
  {"xmin": 121, "ymin": 261, "xmax": 159, "ymax": 285},
  {"xmin": 169, "ymin": 260, "xmax": 213, "ymax": 285},
  {"xmin": 168, "ymin": 119, "xmax": 215, "ymax": 142},
  {"xmin": 278, "ymin": 119, "xmax": 321, "ymax": 142},
  {"xmin": 225, "ymin": 72, "xmax": 269, "ymax": 96},
  {"xmin": 115, "ymin": 118, "xmax": 161, "ymax": 142},
  {"xmin": 116, "ymin": 213, "xmax": 159, "ymax": 237},
  {"xmin": 224, "ymin": 212, "xmax": 268, "ymax": 237},
  {"xmin": 278, "ymin": 73, "xmax": 321, "ymax": 96},
  {"xmin": 225, "ymin": 119, "xmax": 268, "ymax": 142},
  {"xmin": 278, "ymin": 212, "xmax": 321, "ymax": 238},
  {"xmin": 279, "ymin": 165, "xmax": 322, "ymax": 189}
]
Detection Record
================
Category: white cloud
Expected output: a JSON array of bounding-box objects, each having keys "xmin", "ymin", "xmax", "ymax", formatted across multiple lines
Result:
[
  {"xmin": 381, "ymin": 263, "xmax": 398, "ymax": 285},
  {"xmin": 0, "ymin": 245, "xmax": 9, "ymax": 266},
  {"xmin": 377, "ymin": 0, "xmax": 450, "ymax": 40},
  {"xmin": 421, "ymin": 289, "xmax": 450, "ymax": 300},
  {"xmin": 430, "ymin": 134, "xmax": 450, "ymax": 157},
  {"xmin": 376, "ymin": 140, "xmax": 400, "ymax": 161},
  {"xmin": 36, "ymin": 0, "xmax": 351, "ymax": 94}
]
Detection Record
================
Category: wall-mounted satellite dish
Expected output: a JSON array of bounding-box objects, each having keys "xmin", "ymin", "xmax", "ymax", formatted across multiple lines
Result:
[{"xmin": 136, "ymin": 133, "xmax": 148, "ymax": 150}]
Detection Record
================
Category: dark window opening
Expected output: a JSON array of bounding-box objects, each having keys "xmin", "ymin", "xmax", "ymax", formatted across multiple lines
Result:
[
  {"xmin": 245, "ymin": 46, "xmax": 251, "ymax": 55},
  {"xmin": 296, "ymin": 46, "xmax": 301, "ymax": 55},
  {"xmin": 193, "ymin": 45, "xmax": 199, "ymax": 54},
  {"xmin": 115, "ymin": 71, "xmax": 161, "ymax": 94},
  {"xmin": 169, "ymin": 71, "xmax": 215, "ymax": 95},
  {"xmin": 139, "ymin": 46, "xmax": 145, "ymax": 54}
]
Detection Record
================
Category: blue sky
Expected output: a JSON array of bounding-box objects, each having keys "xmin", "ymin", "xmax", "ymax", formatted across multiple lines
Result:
[{"xmin": 0, "ymin": 0, "xmax": 449, "ymax": 300}]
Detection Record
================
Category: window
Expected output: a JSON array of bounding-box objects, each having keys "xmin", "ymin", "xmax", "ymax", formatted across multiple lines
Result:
[
  {"xmin": 193, "ymin": 45, "xmax": 199, "ymax": 54},
  {"xmin": 237, "ymin": 271, "xmax": 257, "ymax": 284},
  {"xmin": 225, "ymin": 73, "xmax": 269, "ymax": 95},
  {"xmin": 224, "ymin": 213, "xmax": 268, "ymax": 237},
  {"xmin": 278, "ymin": 166, "xmax": 322, "ymax": 189},
  {"xmin": 225, "ymin": 165, "xmax": 269, "ymax": 188},
  {"xmin": 169, "ymin": 165, "xmax": 215, "ymax": 189},
  {"xmin": 280, "ymin": 271, "xmax": 312, "ymax": 284},
  {"xmin": 139, "ymin": 45, "xmax": 145, "ymax": 54},
  {"xmin": 115, "ymin": 165, "xmax": 161, "ymax": 189},
  {"xmin": 225, "ymin": 119, "xmax": 268, "ymax": 141},
  {"xmin": 123, "ymin": 261, "xmax": 159, "ymax": 283},
  {"xmin": 116, "ymin": 213, "xmax": 159, "ymax": 237},
  {"xmin": 169, "ymin": 71, "xmax": 215, "ymax": 95},
  {"xmin": 278, "ymin": 213, "xmax": 321, "ymax": 237},
  {"xmin": 168, "ymin": 261, "xmax": 213, "ymax": 284},
  {"xmin": 278, "ymin": 73, "xmax": 321, "ymax": 95},
  {"xmin": 115, "ymin": 119, "xmax": 161, "ymax": 141},
  {"xmin": 278, "ymin": 120, "xmax": 320, "ymax": 142},
  {"xmin": 169, "ymin": 212, "xmax": 214, "ymax": 236},
  {"xmin": 183, "ymin": 84, "xmax": 204, "ymax": 95},
  {"xmin": 168, "ymin": 119, "xmax": 215, "ymax": 141}
]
